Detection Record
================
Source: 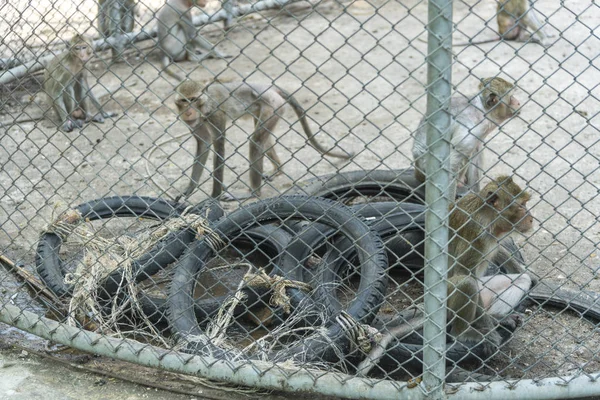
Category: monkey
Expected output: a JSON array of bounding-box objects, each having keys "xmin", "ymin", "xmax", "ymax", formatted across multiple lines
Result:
[
  {"xmin": 157, "ymin": 0, "xmax": 229, "ymax": 82},
  {"xmin": 222, "ymin": 0, "xmax": 237, "ymax": 31},
  {"xmin": 454, "ymin": 0, "xmax": 551, "ymax": 47},
  {"xmin": 173, "ymin": 80, "xmax": 354, "ymax": 201},
  {"xmin": 412, "ymin": 77, "xmax": 520, "ymax": 201},
  {"xmin": 356, "ymin": 176, "xmax": 535, "ymax": 376},
  {"xmin": 98, "ymin": 0, "xmax": 136, "ymax": 61},
  {"xmin": 43, "ymin": 35, "xmax": 117, "ymax": 132}
]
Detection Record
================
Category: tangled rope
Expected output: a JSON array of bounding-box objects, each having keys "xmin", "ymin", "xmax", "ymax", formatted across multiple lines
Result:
[{"xmin": 45, "ymin": 206, "xmax": 222, "ymax": 340}]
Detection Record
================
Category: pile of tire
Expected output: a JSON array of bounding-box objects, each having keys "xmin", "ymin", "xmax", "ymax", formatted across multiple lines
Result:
[{"xmin": 33, "ymin": 169, "xmax": 509, "ymax": 379}]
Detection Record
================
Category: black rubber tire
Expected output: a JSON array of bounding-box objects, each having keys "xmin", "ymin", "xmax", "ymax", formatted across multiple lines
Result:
[
  {"xmin": 36, "ymin": 196, "xmax": 223, "ymax": 298},
  {"xmin": 528, "ymin": 282, "xmax": 600, "ymax": 320},
  {"xmin": 168, "ymin": 196, "xmax": 387, "ymax": 360},
  {"xmin": 278, "ymin": 202, "xmax": 426, "ymax": 285},
  {"xmin": 135, "ymin": 224, "xmax": 295, "ymax": 329},
  {"xmin": 291, "ymin": 169, "xmax": 427, "ymax": 204},
  {"xmin": 375, "ymin": 282, "xmax": 600, "ymax": 378},
  {"xmin": 311, "ymin": 207, "xmax": 427, "ymax": 321}
]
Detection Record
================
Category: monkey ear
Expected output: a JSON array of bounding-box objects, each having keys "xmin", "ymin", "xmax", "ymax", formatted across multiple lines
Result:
[
  {"xmin": 486, "ymin": 94, "xmax": 499, "ymax": 108},
  {"xmin": 485, "ymin": 191, "xmax": 499, "ymax": 206}
]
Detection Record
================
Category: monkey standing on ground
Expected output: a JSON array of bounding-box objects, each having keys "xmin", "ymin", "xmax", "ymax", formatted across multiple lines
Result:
[
  {"xmin": 98, "ymin": 0, "xmax": 136, "ymax": 61},
  {"xmin": 412, "ymin": 77, "xmax": 521, "ymax": 200},
  {"xmin": 455, "ymin": 0, "xmax": 551, "ymax": 46},
  {"xmin": 157, "ymin": 0, "xmax": 229, "ymax": 81},
  {"xmin": 357, "ymin": 176, "xmax": 535, "ymax": 376},
  {"xmin": 173, "ymin": 80, "xmax": 354, "ymax": 201},
  {"xmin": 43, "ymin": 35, "xmax": 117, "ymax": 132}
]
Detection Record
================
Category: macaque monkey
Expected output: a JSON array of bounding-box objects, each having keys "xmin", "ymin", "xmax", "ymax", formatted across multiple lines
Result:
[
  {"xmin": 455, "ymin": 0, "xmax": 551, "ymax": 46},
  {"xmin": 43, "ymin": 35, "xmax": 117, "ymax": 132},
  {"xmin": 412, "ymin": 77, "xmax": 520, "ymax": 200},
  {"xmin": 174, "ymin": 80, "xmax": 354, "ymax": 201},
  {"xmin": 357, "ymin": 176, "xmax": 534, "ymax": 376},
  {"xmin": 157, "ymin": 0, "xmax": 229, "ymax": 81},
  {"xmin": 222, "ymin": 0, "xmax": 237, "ymax": 31},
  {"xmin": 98, "ymin": 0, "xmax": 136, "ymax": 61}
]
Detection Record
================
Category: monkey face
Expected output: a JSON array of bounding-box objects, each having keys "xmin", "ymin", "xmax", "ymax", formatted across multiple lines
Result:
[
  {"xmin": 73, "ymin": 43, "xmax": 93, "ymax": 63},
  {"xmin": 175, "ymin": 97, "xmax": 201, "ymax": 124},
  {"xmin": 486, "ymin": 92, "xmax": 520, "ymax": 122},
  {"xmin": 513, "ymin": 200, "xmax": 534, "ymax": 233}
]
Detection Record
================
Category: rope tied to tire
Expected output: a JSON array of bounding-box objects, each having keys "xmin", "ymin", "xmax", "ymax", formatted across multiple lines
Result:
[
  {"xmin": 243, "ymin": 270, "xmax": 312, "ymax": 314},
  {"xmin": 58, "ymin": 209, "xmax": 221, "ymax": 334}
]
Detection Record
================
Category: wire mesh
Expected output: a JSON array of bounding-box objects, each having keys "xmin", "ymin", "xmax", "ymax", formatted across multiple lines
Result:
[{"xmin": 1, "ymin": 0, "xmax": 600, "ymax": 399}]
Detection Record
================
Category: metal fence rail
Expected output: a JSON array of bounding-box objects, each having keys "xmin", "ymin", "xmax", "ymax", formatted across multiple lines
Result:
[{"xmin": 1, "ymin": 0, "xmax": 600, "ymax": 399}]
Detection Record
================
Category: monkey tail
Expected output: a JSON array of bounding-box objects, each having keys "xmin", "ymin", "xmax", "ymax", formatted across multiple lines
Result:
[
  {"xmin": 418, "ymin": 35, "xmax": 501, "ymax": 46},
  {"xmin": 453, "ymin": 37, "xmax": 501, "ymax": 46},
  {"xmin": 355, "ymin": 315, "xmax": 426, "ymax": 377},
  {"xmin": 160, "ymin": 56, "xmax": 185, "ymax": 83},
  {"xmin": 276, "ymin": 87, "xmax": 354, "ymax": 159}
]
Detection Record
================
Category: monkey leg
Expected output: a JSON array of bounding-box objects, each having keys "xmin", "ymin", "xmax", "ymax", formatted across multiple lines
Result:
[
  {"xmin": 121, "ymin": 0, "xmax": 135, "ymax": 33},
  {"xmin": 107, "ymin": 0, "xmax": 122, "ymax": 60},
  {"xmin": 222, "ymin": 0, "xmax": 237, "ymax": 31},
  {"xmin": 479, "ymin": 273, "xmax": 532, "ymax": 319},
  {"xmin": 55, "ymin": 93, "xmax": 82, "ymax": 132},
  {"xmin": 520, "ymin": 10, "xmax": 550, "ymax": 45},
  {"xmin": 263, "ymin": 136, "xmax": 283, "ymax": 181},
  {"xmin": 248, "ymin": 113, "xmax": 280, "ymax": 195},
  {"xmin": 447, "ymin": 275, "xmax": 502, "ymax": 356},
  {"xmin": 211, "ymin": 129, "xmax": 230, "ymax": 199},
  {"xmin": 188, "ymin": 29, "xmax": 230, "ymax": 60},
  {"xmin": 178, "ymin": 125, "xmax": 213, "ymax": 201},
  {"xmin": 464, "ymin": 149, "xmax": 483, "ymax": 193},
  {"xmin": 498, "ymin": 16, "xmax": 521, "ymax": 41}
]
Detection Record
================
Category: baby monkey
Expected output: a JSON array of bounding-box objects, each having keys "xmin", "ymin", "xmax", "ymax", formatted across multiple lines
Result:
[
  {"xmin": 357, "ymin": 176, "xmax": 535, "ymax": 376},
  {"xmin": 173, "ymin": 80, "xmax": 354, "ymax": 201},
  {"xmin": 412, "ymin": 77, "xmax": 520, "ymax": 200},
  {"xmin": 455, "ymin": 0, "xmax": 551, "ymax": 46},
  {"xmin": 43, "ymin": 35, "xmax": 117, "ymax": 132}
]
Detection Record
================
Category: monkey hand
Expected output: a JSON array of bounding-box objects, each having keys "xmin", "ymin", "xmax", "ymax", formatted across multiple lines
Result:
[{"xmin": 498, "ymin": 313, "xmax": 522, "ymax": 333}]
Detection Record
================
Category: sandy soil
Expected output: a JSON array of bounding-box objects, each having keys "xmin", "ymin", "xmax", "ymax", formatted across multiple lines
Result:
[{"xmin": 1, "ymin": 0, "xmax": 600, "ymax": 390}]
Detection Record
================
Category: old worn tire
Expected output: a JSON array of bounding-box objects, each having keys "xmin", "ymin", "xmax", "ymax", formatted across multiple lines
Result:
[
  {"xmin": 291, "ymin": 169, "xmax": 426, "ymax": 203},
  {"xmin": 36, "ymin": 196, "xmax": 223, "ymax": 298},
  {"xmin": 168, "ymin": 196, "xmax": 387, "ymax": 360},
  {"xmin": 279, "ymin": 202, "xmax": 426, "ymax": 283},
  {"xmin": 135, "ymin": 224, "xmax": 295, "ymax": 329}
]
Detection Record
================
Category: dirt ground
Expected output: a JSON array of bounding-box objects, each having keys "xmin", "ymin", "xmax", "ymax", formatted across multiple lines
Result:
[{"xmin": 1, "ymin": 0, "xmax": 600, "ymax": 395}]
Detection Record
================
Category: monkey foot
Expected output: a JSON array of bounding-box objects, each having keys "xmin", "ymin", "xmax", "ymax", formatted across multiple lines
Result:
[
  {"xmin": 263, "ymin": 172, "xmax": 282, "ymax": 182},
  {"xmin": 219, "ymin": 191, "xmax": 255, "ymax": 202},
  {"xmin": 499, "ymin": 313, "xmax": 523, "ymax": 333}
]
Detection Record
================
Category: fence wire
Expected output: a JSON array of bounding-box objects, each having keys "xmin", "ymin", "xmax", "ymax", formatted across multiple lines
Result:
[{"xmin": 1, "ymin": 0, "xmax": 600, "ymax": 399}]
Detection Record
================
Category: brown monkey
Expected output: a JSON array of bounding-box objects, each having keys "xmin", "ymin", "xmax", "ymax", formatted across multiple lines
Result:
[
  {"xmin": 173, "ymin": 80, "xmax": 354, "ymax": 201},
  {"xmin": 412, "ymin": 77, "xmax": 520, "ymax": 200},
  {"xmin": 98, "ymin": 0, "xmax": 136, "ymax": 61},
  {"xmin": 43, "ymin": 35, "xmax": 117, "ymax": 132},
  {"xmin": 455, "ymin": 0, "xmax": 551, "ymax": 46},
  {"xmin": 158, "ymin": 0, "xmax": 229, "ymax": 81},
  {"xmin": 357, "ymin": 176, "xmax": 534, "ymax": 376}
]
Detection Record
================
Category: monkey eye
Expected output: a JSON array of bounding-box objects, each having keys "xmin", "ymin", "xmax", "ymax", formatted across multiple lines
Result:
[{"xmin": 176, "ymin": 97, "xmax": 198, "ymax": 106}]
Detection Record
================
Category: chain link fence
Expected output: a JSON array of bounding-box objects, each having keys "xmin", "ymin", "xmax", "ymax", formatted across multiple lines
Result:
[{"xmin": 1, "ymin": 0, "xmax": 600, "ymax": 398}]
